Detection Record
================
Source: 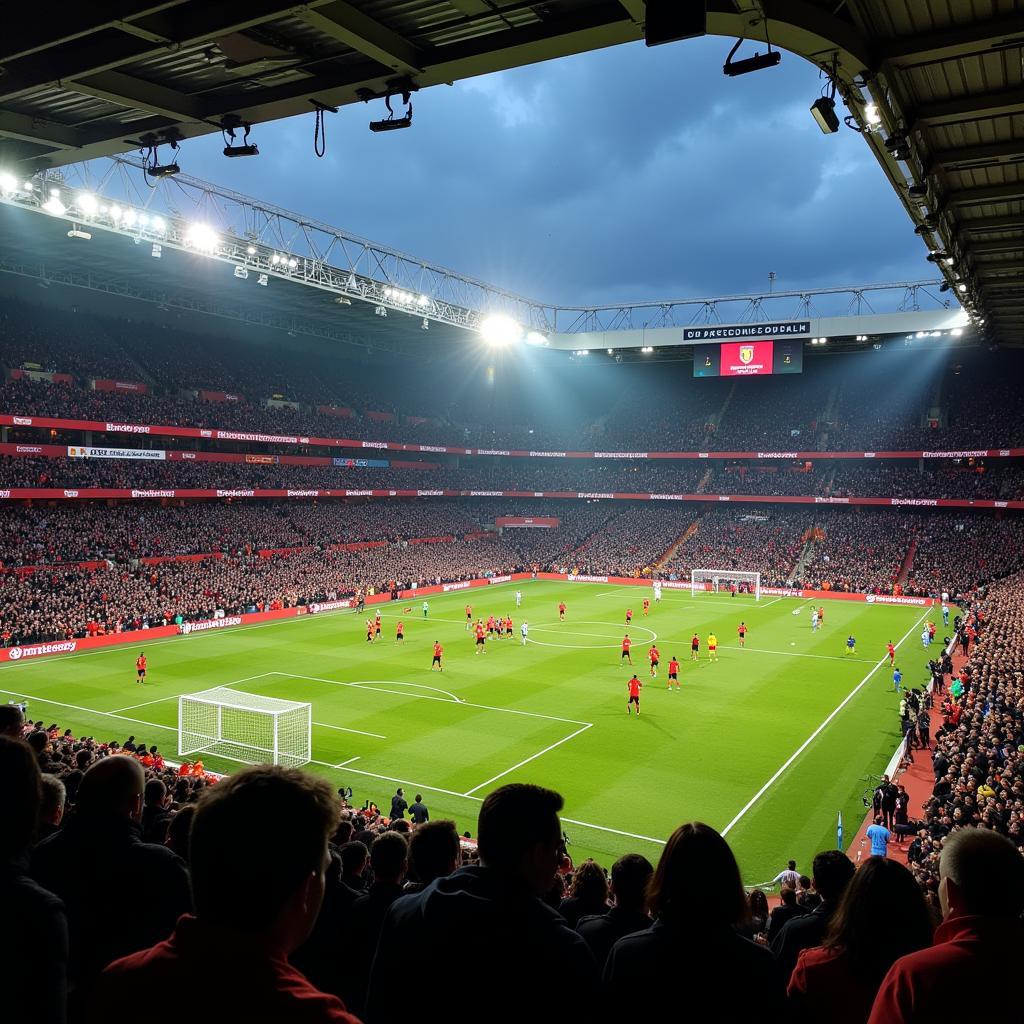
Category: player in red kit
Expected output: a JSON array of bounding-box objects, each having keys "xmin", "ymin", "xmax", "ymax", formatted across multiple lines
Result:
[
  {"xmin": 504, "ymin": 615, "xmax": 513, "ymax": 638},
  {"xmin": 395, "ymin": 620, "xmax": 405, "ymax": 644},
  {"xmin": 431, "ymin": 641, "xmax": 443, "ymax": 671},
  {"xmin": 474, "ymin": 620, "xmax": 487, "ymax": 655},
  {"xmin": 374, "ymin": 613, "xmax": 382, "ymax": 641},
  {"xmin": 365, "ymin": 618, "xmax": 374, "ymax": 643},
  {"xmin": 642, "ymin": 599, "xmax": 650, "ymax": 617},
  {"xmin": 690, "ymin": 633, "xmax": 700, "ymax": 661},
  {"xmin": 465, "ymin": 604, "xmax": 473, "ymax": 630},
  {"xmin": 886, "ymin": 641, "xmax": 896, "ymax": 666},
  {"xmin": 625, "ymin": 608, "xmax": 633, "ymax": 625},
  {"xmin": 737, "ymin": 622, "xmax": 747, "ymax": 648},
  {"xmin": 558, "ymin": 601, "xmax": 566, "ymax": 620},
  {"xmin": 817, "ymin": 606, "xmax": 824, "ymax": 627},
  {"xmin": 621, "ymin": 634, "xmax": 633, "ymax": 665},
  {"xmin": 626, "ymin": 675, "xmax": 643, "ymax": 715},
  {"xmin": 487, "ymin": 614, "xmax": 496, "ymax": 636},
  {"xmin": 648, "ymin": 644, "xmax": 660, "ymax": 678},
  {"xmin": 667, "ymin": 656, "xmax": 680, "ymax": 691},
  {"xmin": 135, "ymin": 652, "xmax": 147, "ymax": 685}
]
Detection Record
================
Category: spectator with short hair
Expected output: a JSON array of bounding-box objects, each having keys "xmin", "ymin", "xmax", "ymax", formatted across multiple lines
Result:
[
  {"xmin": 772, "ymin": 849, "xmax": 856, "ymax": 983},
  {"xmin": 31, "ymin": 755, "xmax": 191, "ymax": 1015},
  {"xmin": 0, "ymin": 702, "xmax": 25, "ymax": 737},
  {"xmin": 38, "ymin": 773, "xmax": 67, "ymax": 841},
  {"xmin": 339, "ymin": 840, "xmax": 369, "ymax": 892},
  {"xmin": 559, "ymin": 858, "xmax": 610, "ymax": 928},
  {"xmin": 366, "ymin": 782, "xmax": 597, "ymax": 1024},
  {"xmin": 767, "ymin": 886, "xmax": 809, "ymax": 942},
  {"xmin": 140, "ymin": 779, "xmax": 171, "ymax": 845},
  {"xmin": 577, "ymin": 852, "xmax": 653, "ymax": 970},
  {"xmin": 787, "ymin": 858, "xmax": 932, "ymax": 1024},
  {"xmin": 89, "ymin": 765, "xmax": 358, "ymax": 1024},
  {"xmin": 405, "ymin": 819, "xmax": 460, "ymax": 893},
  {"xmin": 408, "ymin": 793, "xmax": 429, "ymax": 825},
  {"xmin": 0, "ymin": 736, "xmax": 69, "ymax": 1024},
  {"xmin": 868, "ymin": 828, "xmax": 1024, "ymax": 1023},
  {"xmin": 603, "ymin": 822, "xmax": 785, "ymax": 1022}
]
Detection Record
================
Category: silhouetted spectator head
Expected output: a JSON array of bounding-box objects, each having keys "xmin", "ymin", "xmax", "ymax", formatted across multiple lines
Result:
[
  {"xmin": 26, "ymin": 730, "xmax": 48, "ymax": 758},
  {"xmin": 647, "ymin": 821, "xmax": 746, "ymax": 927},
  {"xmin": 165, "ymin": 805, "xmax": 195, "ymax": 860},
  {"xmin": 77, "ymin": 754, "xmax": 145, "ymax": 822},
  {"xmin": 61, "ymin": 768, "xmax": 84, "ymax": 805},
  {"xmin": 332, "ymin": 819, "xmax": 354, "ymax": 847},
  {"xmin": 340, "ymin": 841, "xmax": 368, "ymax": 878},
  {"xmin": 780, "ymin": 886, "xmax": 798, "ymax": 907},
  {"xmin": 610, "ymin": 852, "xmax": 654, "ymax": 912},
  {"xmin": 812, "ymin": 849, "xmax": 856, "ymax": 903},
  {"xmin": 938, "ymin": 827, "xmax": 1024, "ymax": 919},
  {"xmin": 570, "ymin": 858, "xmax": 609, "ymax": 903},
  {"xmin": 369, "ymin": 831, "xmax": 408, "ymax": 885},
  {"xmin": 408, "ymin": 819, "xmax": 460, "ymax": 885},
  {"xmin": 0, "ymin": 702, "xmax": 24, "ymax": 738},
  {"xmin": 0, "ymin": 736, "xmax": 41, "ymax": 859},
  {"xmin": 39, "ymin": 773, "xmax": 66, "ymax": 829},
  {"xmin": 144, "ymin": 778, "xmax": 167, "ymax": 809},
  {"xmin": 189, "ymin": 765, "xmax": 339, "ymax": 949},
  {"xmin": 824, "ymin": 856, "xmax": 933, "ymax": 988},
  {"xmin": 477, "ymin": 783, "xmax": 564, "ymax": 895}
]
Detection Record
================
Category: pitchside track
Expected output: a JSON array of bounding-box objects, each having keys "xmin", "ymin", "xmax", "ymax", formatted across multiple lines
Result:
[{"xmin": 0, "ymin": 581, "xmax": 929, "ymax": 881}]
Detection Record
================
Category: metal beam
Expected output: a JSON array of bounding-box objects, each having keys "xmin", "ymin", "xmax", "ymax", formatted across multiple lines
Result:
[
  {"xmin": 877, "ymin": 16, "xmax": 1024, "ymax": 67},
  {"xmin": 911, "ymin": 87, "xmax": 1024, "ymax": 128},
  {"xmin": 0, "ymin": 111, "xmax": 85, "ymax": 150},
  {"xmin": 970, "ymin": 240, "xmax": 1024, "ymax": 256},
  {"xmin": 946, "ymin": 181, "xmax": 1024, "ymax": 207},
  {"xmin": 69, "ymin": 71, "xmax": 204, "ymax": 123},
  {"xmin": 927, "ymin": 140, "xmax": 1024, "ymax": 172},
  {"xmin": 295, "ymin": 2, "xmax": 424, "ymax": 75},
  {"xmin": 958, "ymin": 214, "xmax": 1024, "ymax": 233}
]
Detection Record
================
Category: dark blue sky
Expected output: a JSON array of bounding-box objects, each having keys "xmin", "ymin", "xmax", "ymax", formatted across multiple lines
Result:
[{"xmin": 175, "ymin": 36, "xmax": 927, "ymax": 307}]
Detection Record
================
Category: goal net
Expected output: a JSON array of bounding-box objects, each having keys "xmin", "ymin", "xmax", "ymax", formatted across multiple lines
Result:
[
  {"xmin": 690, "ymin": 569, "xmax": 761, "ymax": 601},
  {"xmin": 178, "ymin": 687, "xmax": 312, "ymax": 768}
]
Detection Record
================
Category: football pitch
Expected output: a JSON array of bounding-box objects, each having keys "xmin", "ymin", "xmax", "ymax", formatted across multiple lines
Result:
[{"xmin": 0, "ymin": 581, "xmax": 931, "ymax": 882}]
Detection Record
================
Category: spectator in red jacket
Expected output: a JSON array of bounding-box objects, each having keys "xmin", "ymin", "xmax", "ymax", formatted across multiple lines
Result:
[
  {"xmin": 787, "ymin": 858, "xmax": 932, "ymax": 1024},
  {"xmin": 89, "ymin": 765, "xmax": 360, "ymax": 1024},
  {"xmin": 868, "ymin": 828, "xmax": 1024, "ymax": 1023}
]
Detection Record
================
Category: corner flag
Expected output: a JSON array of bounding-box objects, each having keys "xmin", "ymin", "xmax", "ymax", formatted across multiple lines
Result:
[{"xmin": 837, "ymin": 810, "xmax": 844, "ymax": 850}]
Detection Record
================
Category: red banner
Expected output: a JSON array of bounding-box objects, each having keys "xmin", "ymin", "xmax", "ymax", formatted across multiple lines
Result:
[
  {"xmin": 199, "ymin": 391, "xmax": 243, "ymax": 403},
  {"xmin": 138, "ymin": 553, "xmax": 224, "ymax": 566},
  {"xmin": 317, "ymin": 405, "xmax": 355, "ymax": 418},
  {"xmin": 93, "ymin": 379, "xmax": 148, "ymax": 394},
  {"xmin": 496, "ymin": 516, "xmax": 560, "ymax": 528},
  {"xmin": 406, "ymin": 535, "xmax": 455, "ymax": 545},
  {"xmin": 1, "ymin": 559, "xmax": 107, "ymax": 575},
  {"xmin": 9, "ymin": 369, "xmax": 75, "ymax": 384},
  {"xmin": 365, "ymin": 411, "xmax": 395, "ymax": 422},
  {"xmin": 721, "ymin": 340, "xmax": 774, "ymax": 377}
]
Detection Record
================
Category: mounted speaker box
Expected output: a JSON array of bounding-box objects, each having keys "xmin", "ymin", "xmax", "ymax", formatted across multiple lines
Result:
[{"xmin": 645, "ymin": 0, "xmax": 707, "ymax": 46}]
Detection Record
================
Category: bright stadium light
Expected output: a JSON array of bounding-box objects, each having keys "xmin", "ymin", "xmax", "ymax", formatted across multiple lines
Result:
[
  {"xmin": 0, "ymin": 172, "xmax": 18, "ymax": 194},
  {"xmin": 22, "ymin": 181, "xmax": 34, "ymax": 191},
  {"xmin": 479, "ymin": 314, "xmax": 524, "ymax": 346},
  {"xmin": 186, "ymin": 223, "xmax": 219, "ymax": 252},
  {"xmin": 956, "ymin": 283, "xmax": 968, "ymax": 293},
  {"xmin": 952, "ymin": 327, "xmax": 963, "ymax": 337},
  {"xmin": 287, "ymin": 258, "xmax": 298, "ymax": 269},
  {"xmin": 524, "ymin": 331, "xmax": 548, "ymax": 347},
  {"xmin": 122, "ymin": 208, "xmax": 137, "ymax": 227},
  {"xmin": 109, "ymin": 204, "xmax": 122, "ymax": 222},
  {"xmin": 418, "ymin": 294, "xmax": 429, "ymax": 306},
  {"xmin": 150, "ymin": 216, "xmax": 166, "ymax": 234},
  {"xmin": 42, "ymin": 195, "xmax": 66, "ymax": 216},
  {"xmin": 247, "ymin": 245, "xmax": 256, "ymax": 255}
]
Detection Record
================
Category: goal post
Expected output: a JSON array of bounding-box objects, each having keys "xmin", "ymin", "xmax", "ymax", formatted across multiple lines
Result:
[
  {"xmin": 178, "ymin": 687, "xmax": 312, "ymax": 768},
  {"xmin": 690, "ymin": 569, "xmax": 761, "ymax": 601}
]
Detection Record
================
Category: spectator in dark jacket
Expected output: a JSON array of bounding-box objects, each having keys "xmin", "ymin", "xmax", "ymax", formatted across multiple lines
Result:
[
  {"xmin": 577, "ymin": 853, "xmax": 652, "ymax": 970},
  {"xmin": 404, "ymin": 819, "xmax": 460, "ymax": 893},
  {"xmin": 140, "ymin": 779, "xmax": 171, "ymax": 845},
  {"xmin": 772, "ymin": 850, "xmax": 856, "ymax": 982},
  {"xmin": 37, "ymin": 774, "xmax": 67, "ymax": 842},
  {"xmin": 0, "ymin": 736, "xmax": 69, "ymax": 1024},
  {"xmin": 603, "ymin": 822, "xmax": 785, "ymax": 1023},
  {"xmin": 31, "ymin": 755, "xmax": 191, "ymax": 1016},
  {"xmin": 366, "ymin": 783, "xmax": 597, "ymax": 1024},
  {"xmin": 408, "ymin": 794, "xmax": 429, "ymax": 825},
  {"xmin": 88, "ymin": 765, "xmax": 359, "ymax": 1024},
  {"xmin": 787, "ymin": 857, "xmax": 932, "ymax": 1024}
]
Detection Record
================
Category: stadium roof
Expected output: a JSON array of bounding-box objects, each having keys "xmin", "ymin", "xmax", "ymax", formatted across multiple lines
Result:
[{"xmin": 0, "ymin": 2, "xmax": 1018, "ymax": 338}]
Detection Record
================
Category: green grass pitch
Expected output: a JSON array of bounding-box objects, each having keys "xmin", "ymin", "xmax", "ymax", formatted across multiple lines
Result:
[{"xmin": 0, "ymin": 581, "xmax": 932, "ymax": 882}]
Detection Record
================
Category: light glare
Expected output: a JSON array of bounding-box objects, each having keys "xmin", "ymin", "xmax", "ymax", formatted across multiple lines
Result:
[{"xmin": 479, "ymin": 314, "xmax": 523, "ymax": 346}]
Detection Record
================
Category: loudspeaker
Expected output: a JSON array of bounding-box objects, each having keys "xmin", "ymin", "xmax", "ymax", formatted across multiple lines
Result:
[{"xmin": 644, "ymin": 0, "xmax": 707, "ymax": 47}]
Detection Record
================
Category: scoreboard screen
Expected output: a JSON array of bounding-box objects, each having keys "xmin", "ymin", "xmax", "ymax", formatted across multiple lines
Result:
[{"xmin": 693, "ymin": 339, "xmax": 803, "ymax": 377}]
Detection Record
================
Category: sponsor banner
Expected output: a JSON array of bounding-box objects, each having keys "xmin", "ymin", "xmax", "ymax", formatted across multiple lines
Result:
[
  {"xmin": 529, "ymin": 451, "xmax": 567, "ymax": 458},
  {"xmin": 488, "ymin": 575, "xmax": 513, "ymax": 585},
  {"xmin": 308, "ymin": 599, "xmax": 353, "ymax": 614},
  {"xmin": 93, "ymin": 379, "xmax": 148, "ymax": 394},
  {"xmin": 130, "ymin": 489, "xmax": 176, "ymax": 498},
  {"xmin": 286, "ymin": 490, "xmax": 321, "ymax": 497},
  {"xmin": 105, "ymin": 423, "xmax": 151, "ymax": 434},
  {"xmin": 0, "ymin": 629, "xmax": 175, "ymax": 663},
  {"xmin": 179, "ymin": 616, "xmax": 243, "ymax": 634},
  {"xmin": 333, "ymin": 457, "xmax": 389, "ymax": 468},
  {"xmin": 496, "ymin": 516, "xmax": 561, "ymax": 528},
  {"xmin": 245, "ymin": 454, "xmax": 279, "ymax": 465},
  {"xmin": 317, "ymin": 405, "xmax": 355, "ymax": 418},
  {"xmin": 891, "ymin": 498, "xmax": 939, "ymax": 507},
  {"xmin": 215, "ymin": 430, "xmax": 298, "ymax": 444},
  {"xmin": 200, "ymin": 391, "xmax": 243, "ymax": 403},
  {"xmin": 9, "ymin": 369, "xmax": 75, "ymax": 384},
  {"xmin": 68, "ymin": 446, "xmax": 166, "ymax": 460},
  {"xmin": 216, "ymin": 489, "xmax": 255, "ymax": 498},
  {"xmin": 594, "ymin": 452, "xmax": 649, "ymax": 459},
  {"xmin": 684, "ymin": 321, "xmax": 810, "ymax": 341}
]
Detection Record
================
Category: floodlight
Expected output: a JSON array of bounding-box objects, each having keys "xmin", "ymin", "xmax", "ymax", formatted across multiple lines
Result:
[
  {"xmin": 864, "ymin": 103, "xmax": 882, "ymax": 127},
  {"xmin": 122, "ymin": 208, "xmax": 137, "ymax": 227},
  {"xmin": 287, "ymin": 258, "xmax": 298, "ymax": 269},
  {"xmin": 272, "ymin": 254, "xmax": 282, "ymax": 265},
  {"xmin": 150, "ymin": 216, "xmax": 166, "ymax": 234},
  {"xmin": 42, "ymin": 196, "xmax": 66, "ymax": 216},
  {"xmin": 0, "ymin": 172, "xmax": 19, "ymax": 193},
  {"xmin": 810, "ymin": 96, "xmax": 840, "ymax": 134},
  {"xmin": 185, "ymin": 223, "xmax": 219, "ymax": 252},
  {"xmin": 247, "ymin": 245, "xmax": 256, "ymax": 255},
  {"xmin": 641, "ymin": 346, "xmax": 654, "ymax": 353},
  {"xmin": 22, "ymin": 181, "xmax": 34, "ymax": 191},
  {"xmin": 956, "ymin": 283, "xmax": 967, "ymax": 293},
  {"xmin": 418, "ymin": 295, "xmax": 429, "ymax": 306},
  {"xmin": 479, "ymin": 314, "xmax": 523, "ymax": 346},
  {"xmin": 524, "ymin": 331, "xmax": 549, "ymax": 347},
  {"xmin": 109, "ymin": 205, "xmax": 122, "ymax": 221},
  {"xmin": 951, "ymin": 328, "xmax": 963, "ymax": 337}
]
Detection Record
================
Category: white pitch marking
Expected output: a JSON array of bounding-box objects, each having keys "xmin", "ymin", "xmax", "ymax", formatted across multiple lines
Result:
[
  {"xmin": 657, "ymin": 643, "xmax": 876, "ymax": 665},
  {"xmin": 0, "ymin": 687, "xmax": 179, "ymax": 735},
  {"xmin": 333, "ymin": 756, "xmax": 361, "ymax": 768},
  {"xmin": 720, "ymin": 608, "xmax": 931, "ymax": 838},
  {"xmin": 109, "ymin": 671, "xmax": 278, "ymax": 713},
  {"xmin": 463, "ymin": 723, "xmax": 593, "ymax": 796},
  {"xmin": 315, "ymin": 721, "xmax": 386, "ymax": 740}
]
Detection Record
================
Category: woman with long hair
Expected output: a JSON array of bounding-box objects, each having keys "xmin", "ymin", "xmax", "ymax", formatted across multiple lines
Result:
[
  {"xmin": 737, "ymin": 887, "xmax": 770, "ymax": 940},
  {"xmin": 603, "ymin": 822, "xmax": 785, "ymax": 1022},
  {"xmin": 559, "ymin": 858, "xmax": 609, "ymax": 927},
  {"xmin": 787, "ymin": 857, "xmax": 933, "ymax": 1024}
]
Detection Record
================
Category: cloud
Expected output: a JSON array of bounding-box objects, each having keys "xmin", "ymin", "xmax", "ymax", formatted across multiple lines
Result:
[{"xmin": 145, "ymin": 37, "xmax": 926, "ymax": 306}]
